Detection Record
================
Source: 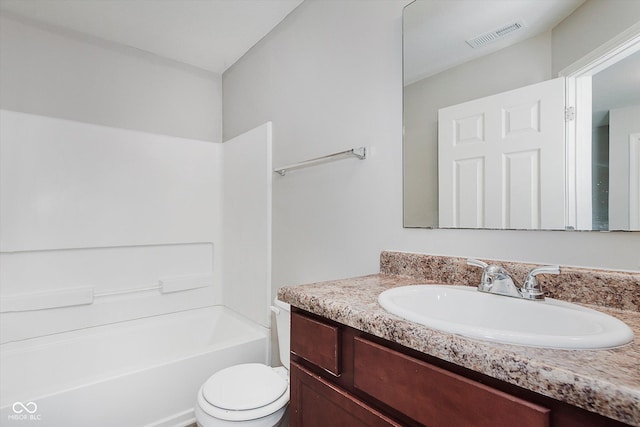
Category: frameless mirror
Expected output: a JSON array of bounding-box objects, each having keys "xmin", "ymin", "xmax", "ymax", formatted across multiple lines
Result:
[{"xmin": 403, "ymin": 0, "xmax": 640, "ymax": 231}]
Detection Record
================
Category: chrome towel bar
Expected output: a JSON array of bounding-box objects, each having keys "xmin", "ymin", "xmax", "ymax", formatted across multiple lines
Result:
[{"xmin": 274, "ymin": 147, "xmax": 366, "ymax": 176}]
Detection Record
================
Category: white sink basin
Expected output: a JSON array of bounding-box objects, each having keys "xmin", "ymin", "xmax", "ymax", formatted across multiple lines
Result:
[{"xmin": 378, "ymin": 285, "xmax": 634, "ymax": 349}]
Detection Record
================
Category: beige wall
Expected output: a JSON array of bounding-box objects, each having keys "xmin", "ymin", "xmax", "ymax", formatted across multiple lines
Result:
[
  {"xmin": 224, "ymin": 0, "xmax": 407, "ymax": 293},
  {"xmin": 223, "ymin": 0, "xmax": 639, "ymax": 301},
  {"xmin": 0, "ymin": 13, "xmax": 222, "ymax": 142},
  {"xmin": 225, "ymin": 0, "xmax": 640, "ymax": 286},
  {"xmin": 552, "ymin": 0, "xmax": 640, "ymax": 75}
]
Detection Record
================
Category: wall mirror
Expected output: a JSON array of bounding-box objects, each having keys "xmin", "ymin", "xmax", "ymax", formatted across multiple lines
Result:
[{"xmin": 403, "ymin": 0, "xmax": 640, "ymax": 231}]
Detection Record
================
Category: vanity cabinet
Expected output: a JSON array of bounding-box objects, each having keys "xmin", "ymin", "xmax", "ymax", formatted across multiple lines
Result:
[{"xmin": 289, "ymin": 308, "xmax": 631, "ymax": 427}]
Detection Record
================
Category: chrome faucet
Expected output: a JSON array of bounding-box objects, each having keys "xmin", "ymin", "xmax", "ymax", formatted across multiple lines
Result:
[{"xmin": 467, "ymin": 259, "xmax": 560, "ymax": 301}]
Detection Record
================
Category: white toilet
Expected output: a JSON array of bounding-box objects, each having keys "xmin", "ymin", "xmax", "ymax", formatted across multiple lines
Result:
[{"xmin": 195, "ymin": 299, "xmax": 291, "ymax": 427}]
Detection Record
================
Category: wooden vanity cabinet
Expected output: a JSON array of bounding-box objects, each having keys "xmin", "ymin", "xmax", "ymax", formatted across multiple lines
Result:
[{"xmin": 289, "ymin": 308, "xmax": 631, "ymax": 427}]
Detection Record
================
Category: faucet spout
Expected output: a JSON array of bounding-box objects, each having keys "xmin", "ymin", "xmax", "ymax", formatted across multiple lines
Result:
[
  {"xmin": 467, "ymin": 259, "xmax": 520, "ymax": 297},
  {"xmin": 479, "ymin": 264, "xmax": 521, "ymax": 298}
]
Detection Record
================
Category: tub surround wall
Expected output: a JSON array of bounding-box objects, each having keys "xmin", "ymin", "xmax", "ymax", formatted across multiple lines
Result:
[
  {"xmin": 278, "ymin": 251, "xmax": 640, "ymax": 426},
  {"xmin": 0, "ymin": 110, "xmax": 224, "ymax": 342},
  {"xmin": 0, "ymin": 120, "xmax": 269, "ymax": 419},
  {"xmin": 222, "ymin": 123, "xmax": 273, "ymax": 328}
]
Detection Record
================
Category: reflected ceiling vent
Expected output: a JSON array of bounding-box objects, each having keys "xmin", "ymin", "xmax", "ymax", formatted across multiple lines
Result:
[{"xmin": 466, "ymin": 20, "xmax": 525, "ymax": 49}]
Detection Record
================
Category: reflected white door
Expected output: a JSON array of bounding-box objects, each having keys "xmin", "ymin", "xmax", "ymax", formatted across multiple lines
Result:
[
  {"xmin": 609, "ymin": 105, "xmax": 640, "ymax": 231},
  {"xmin": 630, "ymin": 133, "xmax": 640, "ymax": 230},
  {"xmin": 438, "ymin": 77, "xmax": 566, "ymax": 229}
]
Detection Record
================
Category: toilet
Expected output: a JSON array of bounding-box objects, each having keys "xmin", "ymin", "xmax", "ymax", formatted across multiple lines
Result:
[{"xmin": 195, "ymin": 299, "xmax": 291, "ymax": 427}]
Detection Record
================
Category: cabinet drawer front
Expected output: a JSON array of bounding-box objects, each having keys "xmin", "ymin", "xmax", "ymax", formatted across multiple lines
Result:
[
  {"xmin": 353, "ymin": 337, "xmax": 550, "ymax": 427},
  {"xmin": 291, "ymin": 312, "xmax": 340, "ymax": 375},
  {"xmin": 291, "ymin": 362, "xmax": 401, "ymax": 427}
]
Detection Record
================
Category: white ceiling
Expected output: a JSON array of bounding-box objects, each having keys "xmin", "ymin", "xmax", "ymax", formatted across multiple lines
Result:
[
  {"xmin": 404, "ymin": 0, "xmax": 585, "ymax": 85},
  {"xmin": 0, "ymin": 0, "xmax": 304, "ymax": 74}
]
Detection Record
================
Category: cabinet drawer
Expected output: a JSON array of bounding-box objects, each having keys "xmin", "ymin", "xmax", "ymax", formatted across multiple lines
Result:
[
  {"xmin": 353, "ymin": 337, "xmax": 550, "ymax": 427},
  {"xmin": 291, "ymin": 311, "xmax": 340, "ymax": 376}
]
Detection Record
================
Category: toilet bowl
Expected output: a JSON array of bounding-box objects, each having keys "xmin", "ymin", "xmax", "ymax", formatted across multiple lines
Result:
[{"xmin": 195, "ymin": 299, "xmax": 291, "ymax": 427}]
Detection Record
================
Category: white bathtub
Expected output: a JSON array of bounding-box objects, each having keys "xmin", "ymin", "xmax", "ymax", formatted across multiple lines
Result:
[{"xmin": 0, "ymin": 306, "xmax": 269, "ymax": 427}]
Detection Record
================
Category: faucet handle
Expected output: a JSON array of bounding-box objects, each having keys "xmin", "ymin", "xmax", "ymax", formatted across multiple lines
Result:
[
  {"xmin": 522, "ymin": 265, "xmax": 560, "ymax": 300},
  {"xmin": 467, "ymin": 259, "xmax": 492, "ymax": 291},
  {"xmin": 467, "ymin": 258, "xmax": 488, "ymax": 269},
  {"xmin": 528, "ymin": 265, "xmax": 560, "ymax": 277},
  {"xmin": 467, "ymin": 259, "xmax": 510, "ymax": 278}
]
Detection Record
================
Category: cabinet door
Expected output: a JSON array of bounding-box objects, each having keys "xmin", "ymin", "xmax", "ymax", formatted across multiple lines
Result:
[
  {"xmin": 353, "ymin": 337, "xmax": 550, "ymax": 427},
  {"xmin": 290, "ymin": 362, "xmax": 401, "ymax": 427}
]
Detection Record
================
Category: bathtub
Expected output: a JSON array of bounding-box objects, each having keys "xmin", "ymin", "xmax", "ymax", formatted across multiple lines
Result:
[{"xmin": 0, "ymin": 306, "xmax": 269, "ymax": 427}]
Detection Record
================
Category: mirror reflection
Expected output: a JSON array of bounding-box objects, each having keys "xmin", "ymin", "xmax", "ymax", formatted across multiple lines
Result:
[
  {"xmin": 403, "ymin": 0, "xmax": 640, "ymax": 231},
  {"xmin": 591, "ymin": 51, "xmax": 640, "ymax": 230}
]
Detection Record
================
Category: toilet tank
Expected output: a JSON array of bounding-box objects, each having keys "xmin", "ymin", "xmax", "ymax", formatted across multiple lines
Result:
[{"xmin": 271, "ymin": 299, "xmax": 291, "ymax": 370}]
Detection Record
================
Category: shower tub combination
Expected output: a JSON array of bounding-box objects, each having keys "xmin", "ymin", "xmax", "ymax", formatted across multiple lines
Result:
[{"xmin": 0, "ymin": 306, "xmax": 269, "ymax": 427}]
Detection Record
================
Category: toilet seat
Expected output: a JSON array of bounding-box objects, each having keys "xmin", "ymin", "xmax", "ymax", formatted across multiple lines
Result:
[{"xmin": 198, "ymin": 364, "xmax": 289, "ymax": 422}]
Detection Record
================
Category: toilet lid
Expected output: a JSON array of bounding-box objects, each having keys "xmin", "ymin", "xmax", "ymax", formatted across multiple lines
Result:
[{"xmin": 202, "ymin": 363, "xmax": 288, "ymax": 411}]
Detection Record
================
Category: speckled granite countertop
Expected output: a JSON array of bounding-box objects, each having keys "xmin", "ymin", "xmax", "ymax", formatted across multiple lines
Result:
[{"xmin": 278, "ymin": 254, "xmax": 640, "ymax": 426}]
